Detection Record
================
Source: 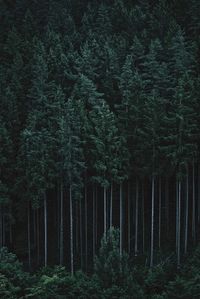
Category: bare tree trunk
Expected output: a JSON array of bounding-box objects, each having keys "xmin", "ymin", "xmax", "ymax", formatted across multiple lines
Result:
[
  {"xmin": 150, "ymin": 175, "xmax": 155, "ymax": 268},
  {"xmin": 135, "ymin": 178, "xmax": 139, "ymax": 256},
  {"xmin": 158, "ymin": 177, "xmax": 162, "ymax": 250},
  {"xmin": 69, "ymin": 185, "xmax": 74, "ymax": 275},
  {"xmin": 128, "ymin": 181, "xmax": 131, "ymax": 254},
  {"xmin": 142, "ymin": 180, "xmax": 145, "ymax": 253},
  {"xmin": 60, "ymin": 181, "xmax": 64, "ymax": 265},
  {"xmin": 177, "ymin": 179, "xmax": 181, "ymax": 268},
  {"xmin": 198, "ymin": 163, "xmax": 200, "ymax": 238},
  {"xmin": 184, "ymin": 165, "xmax": 189, "ymax": 255},
  {"xmin": 0, "ymin": 204, "xmax": 2, "ymax": 248},
  {"xmin": 120, "ymin": 182, "xmax": 123, "ymax": 256},
  {"xmin": 110, "ymin": 182, "xmax": 113, "ymax": 228},
  {"xmin": 192, "ymin": 161, "xmax": 196, "ymax": 244},
  {"xmin": 9, "ymin": 204, "xmax": 13, "ymax": 247},
  {"xmin": 95, "ymin": 186, "xmax": 98, "ymax": 247},
  {"xmin": 165, "ymin": 178, "xmax": 169, "ymax": 238},
  {"xmin": 104, "ymin": 186, "xmax": 107, "ymax": 234},
  {"xmin": 37, "ymin": 209, "xmax": 40, "ymax": 266},
  {"xmin": 80, "ymin": 197, "xmax": 83, "ymax": 270},
  {"xmin": 93, "ymin": 185, "xmax": 96, "ymax": 260},
  {"xmin": 85, "ymin": 186, "xmax": 88, "ymax": 272},
  {"xmin": 27, "ymin": 201, "xmax": 31, "ymax": 270},
  {"xmin": 76, "ymin": 201, "xmax": 79, "ymax": 254},
  {"xmin": 44, "ymin": 192, "xmax": 47, "ymax": 267}
]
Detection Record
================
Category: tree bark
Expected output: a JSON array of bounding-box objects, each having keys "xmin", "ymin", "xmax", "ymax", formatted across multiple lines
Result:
[
  {"xmin": 110, "ymin": 182, "xmax": 113, "ymax": 228},
  {"xmin": 80, "ymin": 197, "xmax": 83, "ymax": 270},
  {"xmin": 158, "ymin": 177, "xmax": 162, "ymax": 250},
  {"xmin": 165, "ymin": 178, "xmax": 169, "ymax": 239},
  {"xmin": 184, "ymin": 165, "xmax": 189, "ymax": 255},
  {"xmin": 70, "ymin": 184, "xmax": 74, "ymax": 275},
  {"xmin": 27, "ymin": 201, "xmax": 31, "ymax": 270},
  {"xmin": 120, "ymin": 182, "xmax": 123, "ymax": 256},
  {"xmin": 177, "ymin": 179, "xmax": 181, "ymax": 268},
  {"xmin": 135, "ymin": 178, "xmax": 139, "ymax": 256},
  {"xmin": 85, "ymin": 186, "xmax": 88, "ymax": 272},
  {"xmin": 142, "ymin": 180, "xmax": 145, "ymax": 253},
  {"xmin": 0, "ymin": 204, "xmax": 2, "ymax": 248},
  {"xmin": 192, "ymin": 161, "xmax": 196, "ymax": 244},
  {"xmin": 37, "ymin": 208, "xmax": 40, "ymax": 266},
  {"xmin": 60, "ymin": 181, "xmax": 64, "ymax": 265},
  {"xmin": 150, "ymin": 175, "xmax": 155, "ymax": 268},
  {"xmin": 128, "ymin": 181, "xmax": 131, "ymax": 254},
  {"xmin": 93, "ymin": 185, "xmax": 95, "ymax": 260},
  {"xmin": 44, "ymin": 192, "xmax": 47, "ymax": 267},
  {"xmin": 104, "ymin": 186, "xmax": 107, "ymax": 234}
]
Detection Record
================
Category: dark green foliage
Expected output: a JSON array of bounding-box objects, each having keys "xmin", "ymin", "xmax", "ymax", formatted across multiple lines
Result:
[{"xmin": 1, "ymin": 1, "xmax": 200, "ymax": 298}]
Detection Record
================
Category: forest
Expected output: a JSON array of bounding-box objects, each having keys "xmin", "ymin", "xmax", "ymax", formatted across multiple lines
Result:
[{"xmin": 1, "ymin": 0, "xmax": 200, "ymax": 298}]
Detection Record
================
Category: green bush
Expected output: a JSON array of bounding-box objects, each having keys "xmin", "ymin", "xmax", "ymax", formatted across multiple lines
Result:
[{"xmin": 0, "ymin": 247, "xmax": 30, "ymax": 298}]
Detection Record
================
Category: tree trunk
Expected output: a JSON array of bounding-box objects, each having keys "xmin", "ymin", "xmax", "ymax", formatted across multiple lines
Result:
[
  {"xmin": 76, "ymin": 201, "xmax": 79, "ymax": 255},
  {"xmin": 95, "ymin": 186, "xmax": 98, "ymax": 247},
  {"xmin": 9, "ymin": 204, "xmax": 13, "ymax": 248},
  {"xmin": 27, "ymin": 201, "xmax": 31, "ymax": 270},
  {"xmin": 93, "ymin": 185, "xmax": 95, "ymax": 260},
  {"xmin": 158, "ymin": 177, "xmax": 162, "ymax": 250},
  {"xmin": 110, "ymin": 182, "xmax": 113, "ymax": 228},
  {"xmin": 104, "ymin": 186, "xmax": 107, "ymax": 234},
  {"xmin": 37, "ymin": 208, "xmax": 40, "ymax": 266},
  {"xmin": 184, "ymin": 164, "xmax": 189, "ymax": 255},
  {"xmin": 60, "ymin": 181, "xmax": 64, "ymax": 265},
  {"xmin": 128, "ymin": 181, "xmax": 131, "ymax": 254},
  {"xmin": 0, "ymin": 204, "xmax": 2, "ymax": 248},
  {"xmin": 198, "ymin": 163, "xmax": 200, "ymax": 238},
  {"xmin": 120, "ymin": 182, "xmax": 123, "ymax": 256},
  {"xmin": 142, "ymin": 180, "xmax": 145, "ymax": 253},
  {"xmin": 70, "ymin": 185, "xmax": 74, "ymax": 275},
  {"xmin": 150, "ymin": 175, "xmax": 155, "ymax": 268},
  {"xmin": 135, "ymin": 178, "xmax": 139, "ymax": 256},
  {"xmin": 192, "ymin": 161, "xmax": 196, "ymax": 244},
  {"xmin": 177, "ymin": 179, "xmax": 181, "ymax": 268},
  {"xmin": 80, "ymin": 197, "xmax": 83, "ymax": 270},
  {"xmin": 85, "ymin": 186, "xmax": 88, "ymax": 272},
  {"xmin": 165, "ymin": 178, "xmax": 169, "ymax": 238},
  {"xmin": 44, "ymin": 192, "xmax": 47, "ymax": 267}
]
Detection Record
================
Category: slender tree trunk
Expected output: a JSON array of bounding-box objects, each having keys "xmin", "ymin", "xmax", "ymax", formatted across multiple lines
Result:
[
  {"xmin": 128, "ymin": 181, "xmax": 131, "ymax": 254},
  {"xmin": 165, "ymin": 178, "xmax": 169, "ymax": 239},
  {"xmin": 76, "ymin": 201, "xmax": 79, "ymax": 254},
  {"xmin": 93, "ymin": 185, "xmax": 95, "ymax": 260},
  {"xmin": 27, "ymin": 201, "xmax": 31, "ymax": 270},
  {"xmin": 184, "ymin": 164, "xmax": 189, "ymax": 255},
  {"xmin": 95, "ymin": 186, "xmax": 98, "ymax": 247},
  {"xmin": 104, "ymin": 186, "xmax": 107, "ymax": 234},
  {"xmin": 44, "ymin": 192, "xmax": 47, "ymax": 267},
  {"xmin": 2, "ymin": 211, "xmax": 5, "ymax": 246},
  {"xmin": 120, "ymin": 182, "xmax": 123, "ymax": 256},
  {"xmin": 37, "ymin": 209, "xmax": 40, "ymax": 266},
  {"xmin": 198, "ymin": 163, "xmax": 200, "ymax": 238},
  {"xmin": 9, "ymin": 204, "xmax": 13, "ymax": 248},
  {"xmin": 158, "ymin": 177, "xmax": 162, "ymax": 250},
  {"xmin": 110, "ymin": 182, "xmax": 113, "ymax": 228},
  {"xmin": 142, "ymin": 180, "xmax": 145, "ymax": 253},
  {"xmin": 192, "ymin": 161, "xmax": 196, "ymax": 244},
  {"xmin": 33, "ymin": 209, "xmax": 36, "ymax": 250},
  {"xmin": 177, "ymin": 179, "xmax": 181, "ymax": 268},
  {"xmin": 85, "ymin": 186, "xmax": 88, "ymax": 272},
  {"xmin": 80, "ymin": 197, "xmax": 83, "ymax": 270},
  {"xmin": 135, "ymin": 178, "xmax": 139, "ymax": 256},
  {"xmin": 69, "ymin": 184, "xmax": 74, "ymax": 275},
  {"xmin": 60, "ymin": 181, "xmax": 64, "ymax": 265},
  {"xmin": 150, "ymin": 175, "xmax": 155, "ymax": 268},
  {"xmin": 0, "ymin": 204, "xmax": 2, "ymax": 248}
]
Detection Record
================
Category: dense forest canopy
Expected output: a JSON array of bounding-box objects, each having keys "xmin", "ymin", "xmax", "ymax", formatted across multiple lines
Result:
[{"xmin": 1, "ymin": 0, "xmax": 200, "ymax": 297}]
